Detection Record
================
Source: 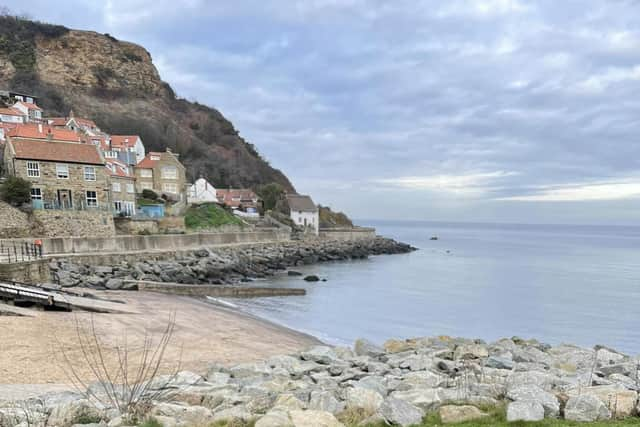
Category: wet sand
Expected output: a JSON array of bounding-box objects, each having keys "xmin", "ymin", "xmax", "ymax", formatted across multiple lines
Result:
[{"xmin": 0, "ymin": 290, "xmax": 321, "ymax": 386}]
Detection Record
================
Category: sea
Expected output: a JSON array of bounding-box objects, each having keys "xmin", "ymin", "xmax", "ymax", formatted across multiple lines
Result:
[{"xmin": 223, "ymin": 221, "xmax": 640, "ymax": 355}]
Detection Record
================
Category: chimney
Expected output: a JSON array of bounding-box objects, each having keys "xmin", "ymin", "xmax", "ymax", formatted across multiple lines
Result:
[{"xmin": 46, "ymin": 128, "xmax": 53, "ymax": 142}]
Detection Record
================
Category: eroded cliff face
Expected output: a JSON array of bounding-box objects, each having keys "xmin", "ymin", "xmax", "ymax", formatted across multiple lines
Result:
[{"xmin": 0, "ymin": 18, "xmax": 294, "ymax": 191}]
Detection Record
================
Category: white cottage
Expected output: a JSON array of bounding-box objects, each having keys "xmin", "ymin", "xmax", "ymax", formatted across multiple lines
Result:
[
  {"xmin": 188, "ymin": 178, "xmax": 218, "ymax": 204},
  {"xmin": 286, "ymin": 194, "xmax": 319, "ymax": 235}
]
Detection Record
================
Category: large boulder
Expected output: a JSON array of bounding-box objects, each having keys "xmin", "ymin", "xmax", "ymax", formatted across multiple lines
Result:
[
  {"xmin": 256, "ymin": 409, "xmax": 294, "ymax": 427},
  {"xmin": 345, "ymin": 387, "xmax": 384, "ymax": 412},
  {"xmin": 289, "ymin": 410, "xmax": 344, "ymax": 427},
  {"xmin": 565, "ymin": 395, "xmax": 611, "ymax": 422},
  {"xmin": 309, "ymin": 391, "xmax": 345, "ymax": 414},
  {"xmin": 454, "ymin": 344, "xmax": 488, "ymax": 360},
  {"xmin": 506, "ymin": 401, "xmax": 545, "ymax": 422},
  {"xmin": 438, "ymin": 405, "xmax": 487, "ymax": 424},
  {"xmin": 301, "ymin": 346, "xmax": 339, "ymax": 365},
  {"xmin": 507, "ymin": 384, "xmax": 559, "ymax": 417},
  {"xmin": 378, "ymin": 397, "xmax": 424, "ymax": 427}
]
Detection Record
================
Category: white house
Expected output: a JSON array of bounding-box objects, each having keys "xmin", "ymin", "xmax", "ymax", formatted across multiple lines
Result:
[
  {"xmin": 109, "ymin": 135, "xmax": 146, "ymax": 165},
  {"xmin": 286, "ymin": 194, "xmax": 319, "ymax": 235},
  {"xmin": 13, "ymin": 101, "xmax": 42, "ymax": 122},
  {"xmin": 188, "ymin": 178, "xmax": 218, "ymax": 204}
]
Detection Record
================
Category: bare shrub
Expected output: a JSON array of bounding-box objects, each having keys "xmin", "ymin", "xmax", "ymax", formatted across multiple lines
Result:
[{"xmin": 55, "ymin": 313, "xmax": 182, "ymax": 422}]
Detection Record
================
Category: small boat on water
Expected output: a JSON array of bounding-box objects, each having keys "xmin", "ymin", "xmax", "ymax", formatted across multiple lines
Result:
[{"xmin": 430, "ymin": 236, "xmax": 439, "ymax": 240}]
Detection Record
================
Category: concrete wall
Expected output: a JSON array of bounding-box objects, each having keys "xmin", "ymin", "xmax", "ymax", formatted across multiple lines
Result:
[
  {"xmin": 0, "ymin": 259, "xmax": 51, "ymax": 284},
  {"xmin": 37, "ymin": 229, "xmax": 290, "ymax": 255},
  {"xmin": 134, "ymin": 281, "xmax": 306, "ymax": 297},
  {"xmin": 319, "ymin": 227, "xmax": 377, "ymax": 241}
]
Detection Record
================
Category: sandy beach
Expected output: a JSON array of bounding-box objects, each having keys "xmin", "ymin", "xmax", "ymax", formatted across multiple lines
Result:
[{"xmin": 0, "ymin": 290, "xmax": 320, "ymax": 386}]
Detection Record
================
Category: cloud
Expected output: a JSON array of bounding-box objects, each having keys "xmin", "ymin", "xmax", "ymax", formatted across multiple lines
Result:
[
  {"xmin": 375, "ymin": 171, "xmax": 518, "ymax": 196},
  {"xmin": 497, "ymin": 178, "xmax": 640, "ymax": 201}
]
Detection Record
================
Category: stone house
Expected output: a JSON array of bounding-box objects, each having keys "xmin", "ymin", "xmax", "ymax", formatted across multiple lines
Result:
[
  {"xmin": 106, "ymin": 159, "xmax": 136, "ymax": 216},
  {"xmin": 286, "ymin": 194, "xmax": 319, "ymax": 235},
  {"xmin": 134, "ymin": 149, "xmax": 186, "ymax": 201},
  {"xmin": 4, "ymin": 137, "xmax": 109, "ymax": 210}
]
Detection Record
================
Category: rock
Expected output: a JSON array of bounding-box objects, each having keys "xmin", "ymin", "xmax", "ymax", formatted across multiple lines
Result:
[
  {"xmin": 288, "ymin": 271, "xmax": 303, "ymax": 276},
  {"xmin": 565, "ymin": 394, "xmax": 611, "ymax": 422},
  {"xmin": 507, "ymin": 384, "xmax": 560, "ymax": 417},
  {"xmin": 438, "ymin": 405, "xmax": 487, "ymax": 424},
  {"xmin": 309, "ymin": 390, "xmax": 345, "ymax": 414},
  {"xmin": 346, "ymin": 387, "xmax": 384, "ymax": 412},
  {"xmin": 568, "ymin": 386, "xmax": 638, "ymax": 419},
  {"xmin": 378, "ymin": 397, "xmax": 424, "ymax": 427},
  {"xmin": 454, "ymin": 344, "xmax": 489, "ymax": 360},
  {"xmin": 596, "ymin": 347, "xmax": 626, "ymax": 365},
  {"xmin": 301, "ymin": 346, "xmax": 339, "ymax": 365},
  {"xmin": 485, "ymin": 355, "xmax": 515, "ymax": 370},
  {"xmin": 389, "ymin": 388, "xmax": 442, "ymax": 411},
  {"xmin": 355, "ymin": 376, "xmax": 388, "ymax": 397},
  {"xmin": 212, "ymin": 405, "xmax": 252, "ymax": 423},
  {"xmin": 506, "ymin": 401, "xmax": 545, "ymax": 422},
  {"xmin": 354, "ymin": 338, "xmax": 384, "ymax": 358},
  {"xmin": 47, "ymin": 399, "xmax": 100, "ymax": 427},
  {"xmin": 273, "ymin": 393, "xmax": 305, "ymax": 410},
  {"xmin": 289, "ymin": 410, "xmax": 344, "ymax": 427},
  {"xmin": 303, "ymin": 275, "xmax": 320, "ymax": 282},
  {"xmin": 256, "ymin": 409, "xmax": 294, "ymax": 427},
  {"xmin": 105, "ymin": 278, "xmax": 124, "ymax": 290},
  {"xmin": 384, "ymin": 339, "xmax": 415, "ymax": 354}
]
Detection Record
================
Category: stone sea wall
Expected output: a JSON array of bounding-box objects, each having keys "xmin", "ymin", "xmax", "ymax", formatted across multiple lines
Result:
[
  {"xmin": 49, "ymin": 237, "xmax": 416, "ymax": 289},
  {"xmin": 2, "ymin": 336, "xmax": 638, "ymax": 426}
]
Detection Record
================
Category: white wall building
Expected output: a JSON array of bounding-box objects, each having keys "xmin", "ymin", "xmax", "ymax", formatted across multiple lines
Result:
[
  {"xmin": 286, "ymin": 194, "xmax": 319, "ymax": 235},
  {"xmin": 188, "ymin": 178, "xmax": 218, "ymax": 204},
  {"xmin": 0, "ymin": 108, "xmax": 25, "ymax": 124}
]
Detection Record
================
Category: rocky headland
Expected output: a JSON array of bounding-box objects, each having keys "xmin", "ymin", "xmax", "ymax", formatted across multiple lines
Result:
[
  {"xmin": 49, "ymin": 237, "xmax": 415, "ymax": 289},
  {"xmin": 1, "ymin": 335, "xmax": 638, "ymax": 426}
]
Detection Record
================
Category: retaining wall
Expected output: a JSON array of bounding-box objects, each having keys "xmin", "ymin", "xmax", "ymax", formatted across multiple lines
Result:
[
  {"xmin": 37, "ymin": 229, "xmax": 290, "ymax": 255},
  {"xmin": 319, "ymin": 227, "xmax": 377, "ymax": 241},
  {"xmin": 0, "ymin": 259, "xmax": 51, "ymax": 284}
]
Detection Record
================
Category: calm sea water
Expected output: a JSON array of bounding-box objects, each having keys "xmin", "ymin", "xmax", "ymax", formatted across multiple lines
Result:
[{"xmin": 224, "ymin": 221, "xmax": 640, "ymax": 354}]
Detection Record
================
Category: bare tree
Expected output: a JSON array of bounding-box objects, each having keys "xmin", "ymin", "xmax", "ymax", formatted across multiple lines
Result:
[{"xmin": 55, "ymin": 312, "xmax": 183, "ymax": 422}]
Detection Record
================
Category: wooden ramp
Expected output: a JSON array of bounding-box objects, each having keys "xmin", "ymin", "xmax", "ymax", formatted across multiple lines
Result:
[{"xmin": 0, "ymin": 282, "xmax": 136, "ymax": 314}]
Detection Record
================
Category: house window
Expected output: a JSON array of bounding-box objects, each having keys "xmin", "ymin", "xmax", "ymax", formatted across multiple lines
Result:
[
  {"xmin": 85, "ymin": 191, "xmax": 98, "ymax": 207},
  {"xmin": 26, "ymin": 161, "xmax": 40, "ymax": 177},
  {"xmin": 140, "ymin": 182, "xmax": 153, "ymax": 190},
  {"xmin": 112, "ymin": 182, "xmax": 121, "ymax": 192},
  {"xmin": 163, "ymin": 183, "xmax": 178, "ymax": 193},
  {"xmin": 140, "ymin": 169, "xmax": 153, "ymax": 178},
  {"xmin": 126, "ymin": 183, "xmax": 134, "ymax": 193},
  {"xmin": 84, "ymin": 166, "xmax": 96, "ymax": 181},
  {"xmin": 56, "ymin": 164, "xmax": 69, "ymax": 179},
  {"xmin": 162, "ymin": 166, "xmax": 177, "ymax": 179},
  {"xmin": 114, "ymin": 201, "xmax": 122, "ymax": 212},
  {"xmin": 150, "ymin": 155, "xmax": 160, "ymax": 161},
  {"xmin": 105, "ymin": 151, "xmax": 118, "ymax": 159},
  {"xmin": 30, "ymin": 188, "xmax": 42, "ymax": 200}
]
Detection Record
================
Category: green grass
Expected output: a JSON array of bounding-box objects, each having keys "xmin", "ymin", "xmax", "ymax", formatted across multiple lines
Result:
[{"xmin": 185, "ymin": 203, "xmax": 245, "ymax": 230}]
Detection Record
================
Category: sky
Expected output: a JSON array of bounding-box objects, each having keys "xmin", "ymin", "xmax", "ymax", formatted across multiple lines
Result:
[{"xmin": 3, "ymin": 0, "xmax": 640, "ymax": 224}]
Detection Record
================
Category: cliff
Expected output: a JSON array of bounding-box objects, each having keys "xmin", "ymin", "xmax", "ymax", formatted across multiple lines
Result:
[{"xmin": 0, "ymin": 15, "xmax": 294, "ymax": 191}]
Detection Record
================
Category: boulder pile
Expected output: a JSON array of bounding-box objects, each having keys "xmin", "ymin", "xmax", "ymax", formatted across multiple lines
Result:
[
  {"xmin": 2, "ymin": 336, "xmax": 638, "ymax": 426},
  {"xmin": 49, "ymin": 237, "xmax": 415, "ymax": 289}
]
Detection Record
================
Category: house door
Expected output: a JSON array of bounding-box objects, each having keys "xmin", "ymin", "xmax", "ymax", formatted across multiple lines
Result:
[{"xmin": 57, "ymin": 189, "xmax": 73, "ymax": 209}]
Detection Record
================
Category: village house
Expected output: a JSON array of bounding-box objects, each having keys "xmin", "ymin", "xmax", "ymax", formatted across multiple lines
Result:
[
  {"xmin": 188, "ymin": 177, "xmax": 218, "ymax": 204},
  {"xmin": 216, "ymin": 189, "xmax": 260, "ymax": 212},
  {"xmin": 107, "ymin": 135, "xmax": 146, "ymax": 165},
  {"xmin": 106, "ymin": 158, "xmax": 136, "ymax": 216},
  {"xmin": 7, "ymin": 123, "xmax": 84, "ymax": 143},
  {"xmin": 48, "ymin": 111, "xmax": 101, "ymax": 135},
  {"xmin": 13, "ymin": 101, "xmax": 43, "ymax": 123},
  {"xmin": 3, "ymin": 136, "xmax": 108, "ymax": 210},
  {"xmin": 0, "ymin": 107, "xmax": 25, "ymax": 124},
  {"xmin": 286, "ymin": 194, "xmax": 319, "ymax": 235},
  {"xmin": 134, "ymin": 149, "xmax": 186, "ymax": 201}
]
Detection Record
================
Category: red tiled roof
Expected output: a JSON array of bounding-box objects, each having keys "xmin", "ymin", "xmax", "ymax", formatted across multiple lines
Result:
[
  {"xmin": 8, "ymin": 124, "xmax": 83, "ymax": 142},
  {"xmin": 0, "ymin": 107, "xmax": 24, "ymax": 117},
  {"xmin": 10, "ymin": 138, "xmax": 104, "ymax": 165},
  {"xmin": 216, "ymin": 189, "xmax": 259, "ymax": 208},
  {"xmin": 136, "ymin": 151, "xmax": 162, "ymax": 169},
  {"xmin": 15, "ymin": 101, "xmax": 42, "ymax": 111},
  {"xmin": 110, "ymin": 135, "xmax": 140, "ymax": 148},
  {"xmin": 47, "ymin": 117, "xmax": 69, "ymax": 127}
]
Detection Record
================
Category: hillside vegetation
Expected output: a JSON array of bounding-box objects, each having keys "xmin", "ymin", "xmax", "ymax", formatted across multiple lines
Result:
[
  {"xmin": 185, "ymin": 203, "xmax": 245, "ymax": 230},
  {"xmin": 0, "ymin": 13, "xmax": 294, "ymax": 191}
]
